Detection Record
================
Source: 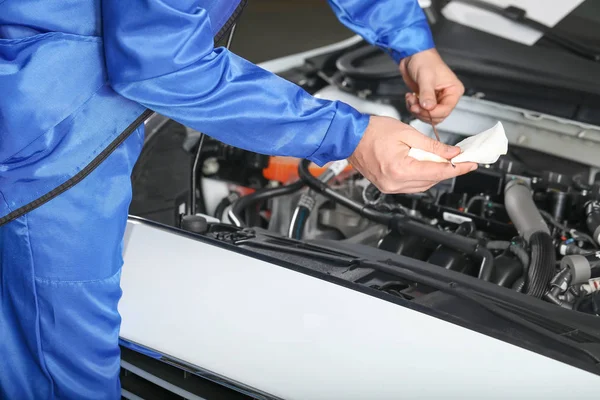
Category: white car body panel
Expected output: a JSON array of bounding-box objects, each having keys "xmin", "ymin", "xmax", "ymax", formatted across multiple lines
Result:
[{"xmin": 119, "ymin": 219, "xmax": 600, "ymax": 399}]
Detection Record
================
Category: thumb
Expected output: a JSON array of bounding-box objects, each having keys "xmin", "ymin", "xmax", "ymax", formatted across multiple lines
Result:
[
  {"xmin": 402, "ymin": 129, "xmax": 461, "ymax": 159},
  {"xmin": 417, "ymin": 70, "xmax": 437, "ymax": 110}
]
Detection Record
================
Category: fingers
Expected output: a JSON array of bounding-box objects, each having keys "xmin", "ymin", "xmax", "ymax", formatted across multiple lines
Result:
[
  {"xmin": 405, "ymin": 91, "xmax": 459, "ymax": 123},
  {"xmin": 400, "ymin": 48, "xmax": 464, "ymax": 125},
  {"xmin": 425, "ymin": 104, "xmax": 453, "ymax": 121},
  {"xmin": 430, "ymin": 84, "xmax": 463, "ymax": 119},
  {"xmin": 348, "ymin": 115, "xmax": 479, "ymax": 198},
  {"xmin": 416, "ymin": 69, "xmax": 437, "ymax": 110},
  {"xmin": 401, "ymin": 128, "xmax": 461, "ymax": 160},
  {"xmin": 405, "ymin": 92, "xmax": 421, "ymax": 115},
  {"xmin": 373, "ymin": 160, "xmax": 477, "ymax": 194},
  {"xmin": 376, "ymin": 163, "xmax": 476, "ymax": 194}
]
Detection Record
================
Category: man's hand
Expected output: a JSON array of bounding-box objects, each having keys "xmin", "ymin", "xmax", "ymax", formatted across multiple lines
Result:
[
  {"xmin": 348, "ymin": 116, "xmax": 477, "ymax": 194},
  {"xmin": 400, "ymin": 48, "xmax": 464, "ymax": 125}
]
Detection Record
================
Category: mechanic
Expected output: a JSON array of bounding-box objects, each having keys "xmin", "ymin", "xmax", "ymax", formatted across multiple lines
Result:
[{"xmin": 0, "ymin": 1, "xmax": 476, "ymax": 398}]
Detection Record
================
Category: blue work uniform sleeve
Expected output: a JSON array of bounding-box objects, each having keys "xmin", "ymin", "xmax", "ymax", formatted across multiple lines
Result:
[
  {"xmin": 101, "ymin": 1, "xmax": 370, "ymax": 167},
  {"xmin": 327, "ymin": 0, "xmax": 435, "ymax": 63}
]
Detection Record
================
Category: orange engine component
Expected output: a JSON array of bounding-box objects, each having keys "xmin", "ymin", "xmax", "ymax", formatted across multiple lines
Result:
[{"xmin": 263, "ymin": 156, "xmax": 354, "ymax": 184}]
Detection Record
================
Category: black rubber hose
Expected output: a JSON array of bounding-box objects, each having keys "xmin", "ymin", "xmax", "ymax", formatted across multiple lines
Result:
[
  {"xmin": 228, "ymin": 180, "xmax": 305, "ymax": 228},
  {"xmin": 526, "ymin": 231, "xmax": 557, "ymax": 298},
  {"xmin": 504, "ymin": 179, "xmax": 557, "ymax": 298},
  {"xmin": 490, "ymin": 238, "xmax": 529, "ymax": 265},
  {"xmin": 510, "ymin": 242, "xmax": 530, "ymax": 269},
  {"xmin": 298, "ymin": 159, "xmax": 390, "ymax": 224},
  {"xmin": 214, "ymin": 197, "xmax": 231, "ymax": 220},
  {"xmin": 298, "ymin": 159, "xmax": 495, "ymax": 281},
  {"xmin": 214, "ymin": 192, "xmax": 240, "ymax": 221},
  {"xmin": 509, "ymin": 241, "xmax": 530, "ymax": 293},
  {"xmin": 289, "ymin": 166, "xmax": 339, "ymax": 239},
  {"xmin": 492, "ymin": 240, "xmax": 529, "ymax": 293}
]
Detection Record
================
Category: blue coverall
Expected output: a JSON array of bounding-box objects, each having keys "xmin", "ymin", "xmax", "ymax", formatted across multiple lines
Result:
[{"xmin": 0, "ymin": 1, "xmax": 434, "ymax": 398}]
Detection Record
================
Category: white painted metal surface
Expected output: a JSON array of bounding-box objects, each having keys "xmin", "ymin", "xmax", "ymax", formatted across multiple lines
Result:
[
  {"xmin": 411, "ymin": 96, "xmax": 600, "ymax": 169},
  {"xmin": 119, "ymin": 219, "xmax": 600, "ymax": 400},
  {"xmin": 313, "ymin": 86, "xmax": 401, "ymax": 120},
  {"xmin": 257, "ymin": 36, "xmax": 363, "ymax": 74}
]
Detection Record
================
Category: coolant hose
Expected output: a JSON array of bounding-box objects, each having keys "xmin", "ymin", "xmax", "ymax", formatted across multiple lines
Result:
[
  {"xmin": 504, "ymin": 179, "xmax": 555, "ymax": 298},
  {"xmin": 487, "ymin": 240, "xmax": 530, "ymax": 292},
  {"xmin": 298, "ymin": 159, "xmax": 495, "ymax": 281},
  {"xmin": 510, "ymin": 242, "xmax": 530, "ymax": 272},
  {"xmin": 289, "ymin": 160, "xmax": 348, "ymax": 239},
  {"xmin": 228, "ymin": 180, "xmax": 305, "ymax": 228},
  {"xmin": 489, "ymin": 241, "xmax": 529, "ymax": 293},
  {"xmin": 298, "ymin": 159, "xmax": 390, "ymax": 224}
]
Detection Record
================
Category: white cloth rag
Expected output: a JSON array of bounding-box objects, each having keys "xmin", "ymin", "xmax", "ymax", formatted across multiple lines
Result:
[{"xmin": 408, "ymin": 121, "xmax": 508, "ymax": 165}]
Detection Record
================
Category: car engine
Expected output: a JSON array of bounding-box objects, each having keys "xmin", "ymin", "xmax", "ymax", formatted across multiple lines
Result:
[
  {"xmin": 214, "ymin": 147, "xmax": 600, "ymax": 315},
  {"xmin": 131, "ymin": 39, "xmax": 600, "ymax": 319}
]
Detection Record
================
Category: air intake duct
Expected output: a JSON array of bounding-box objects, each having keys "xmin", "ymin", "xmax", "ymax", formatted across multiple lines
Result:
[{"xmin": 504, "ymin": 179, "xmax": 555, "ymax": 298}]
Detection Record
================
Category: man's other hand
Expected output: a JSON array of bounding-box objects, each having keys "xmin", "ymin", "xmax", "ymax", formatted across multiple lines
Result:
[
  {"xmin": 348, "ymin": 116, "xmax": 477, "ymax": 194},
  {"xmin": 400, "ymin": 48, "xmax": 464, "ymax": 125}
]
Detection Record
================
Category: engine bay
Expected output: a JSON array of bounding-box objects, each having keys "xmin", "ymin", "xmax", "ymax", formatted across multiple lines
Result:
[
  {"xmin": 131, "ymin": 38, "xmax": 600, "ymax": 324},
  {"xmin": 208, "ymin": 143, "xmax": 600, "ymax": 316},
  {"xmin": 180, "ymin": 43, "xmax": 600, "ymax": 318}
]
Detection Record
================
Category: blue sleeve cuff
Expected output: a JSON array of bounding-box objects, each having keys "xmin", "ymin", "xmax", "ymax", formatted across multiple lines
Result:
[
  {"xmin": 308, "ymin": 101, "xmax": 370, "ymax": 167},
  {"xmin": 382, "ymin": 19, "xmax": 435, "ymax": 64},
  {"xmin": 327, "ymin": 0, "xmax": 435, "ymax": 65}
]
